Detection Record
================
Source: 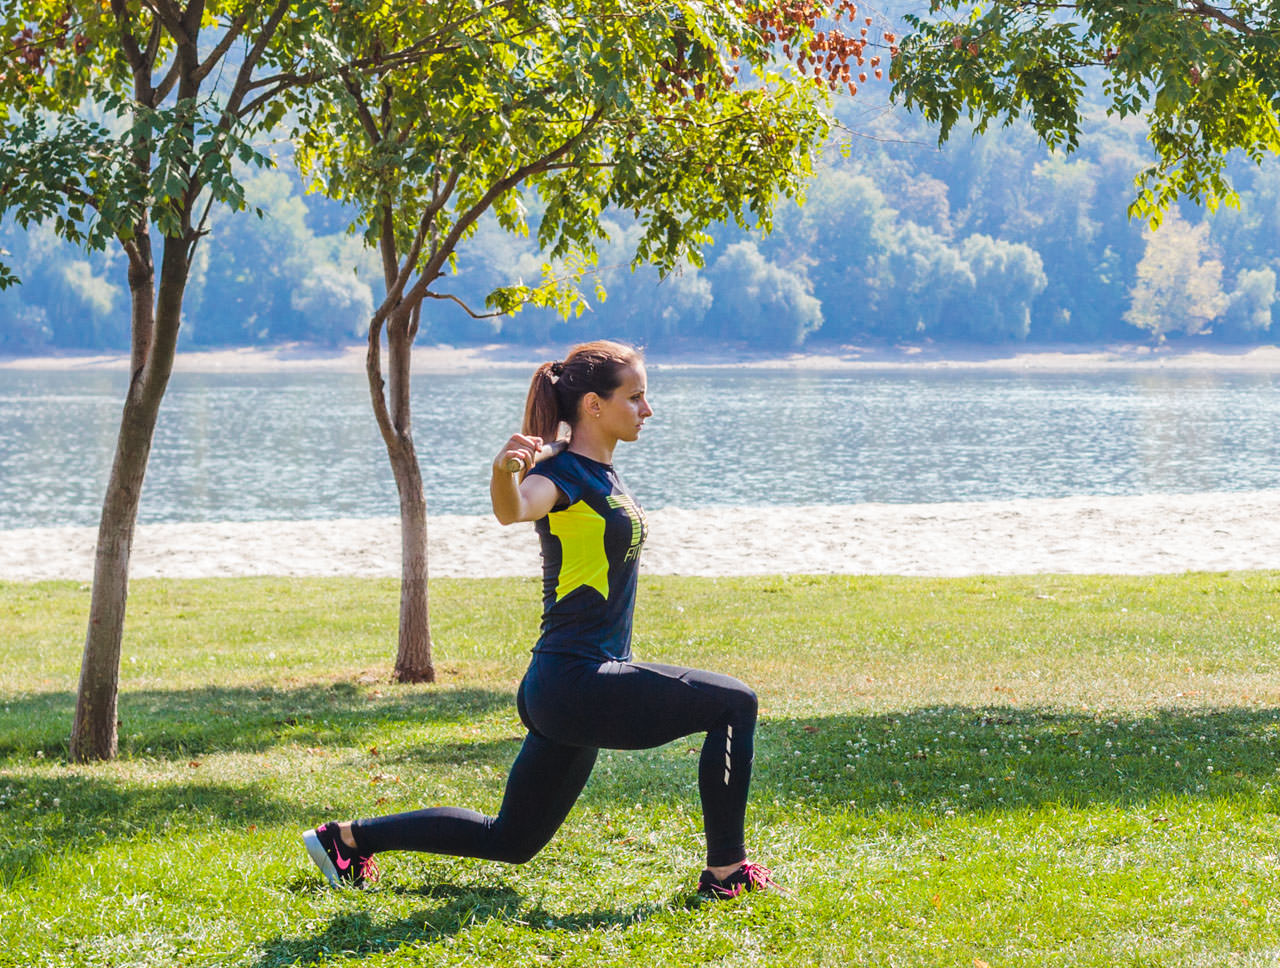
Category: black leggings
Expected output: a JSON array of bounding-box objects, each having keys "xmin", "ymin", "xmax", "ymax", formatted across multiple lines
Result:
[{"xmin": 351, "ymin": 652, "xmax": 758, "ymax": 868}]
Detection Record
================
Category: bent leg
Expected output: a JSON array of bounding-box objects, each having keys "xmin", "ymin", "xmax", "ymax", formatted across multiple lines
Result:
[
  {"xmin": 525, "ymin": 658, "xmax": 757, "ymax": 869},
  {"xmin": 637, "ymin": 664, "xmax": 759, "ymax": 869},
  {"xmin": 350, "ymin": 733, "xmax": 597, "ymax": 864}
]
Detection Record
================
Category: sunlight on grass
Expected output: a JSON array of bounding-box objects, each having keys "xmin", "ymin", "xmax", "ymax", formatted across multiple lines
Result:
[{"xmin": 3, "ymin": 573, "xmax": 1280, "ymax": 966}]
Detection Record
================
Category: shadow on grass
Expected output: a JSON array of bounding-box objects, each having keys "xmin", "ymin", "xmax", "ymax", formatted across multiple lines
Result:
[
  {"xmin": 566, "ymin": 705, "xmax": 1280, "ymax": 820},
  {"xmin": 6, "ymin": 692, "xmax": 1280, "ymax": 819},
  {"xmin": 6, "ymin": 691, "xmax": 1280, "ymax": 894},
  {"xmin": 0, "ymin": 683, "xmax": 515, "ymax": 760},
  {"xmin": 241, "ymin": 704, "xmax": 1280, "ymax": 964},
  {"xmin": 252, "ymin": 884, "xmax": 665, "ymax": 968},
  {"xmin": 0, "ymin": 771, "xmax": 294, "ymax": 888},
  {"xmin": 747, "ymin": 705, "xmax": 1280, "ymax": 816}
]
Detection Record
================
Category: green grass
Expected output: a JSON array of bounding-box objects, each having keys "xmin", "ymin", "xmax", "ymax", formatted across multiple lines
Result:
[{"xmin": 4, "ymin": 572, "xmax": 1280, "ymax": 967}]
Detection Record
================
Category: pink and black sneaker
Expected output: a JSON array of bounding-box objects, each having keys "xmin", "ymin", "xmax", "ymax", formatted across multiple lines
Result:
[
  {"xmin": 697, "ymin": 860, "xmax": 784, "ymax": 899},
  {"xmin": 302, "ymin": 822, "xmax": 381, "ymax": 888}
]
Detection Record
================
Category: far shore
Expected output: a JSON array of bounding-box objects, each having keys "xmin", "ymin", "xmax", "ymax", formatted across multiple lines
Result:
[{"xmin": 3, "ymin": 340, "xmax": 1280, "ymax": 374}]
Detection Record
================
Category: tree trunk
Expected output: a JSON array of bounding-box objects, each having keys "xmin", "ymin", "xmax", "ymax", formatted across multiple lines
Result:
[
  {"xmin": 374, "ymin": 311, "xmax": 435, "ymax": 684},
  {"xmin": 69, "ymin": 240, "xmax": 185, "ymax": 762},
  {"xmin": 390, "ymin": 437, "xmax": 434, "ymax": 683},
  {"xmin": 69, "ymin": 381, "xmax": 159, "ymax": 761}
]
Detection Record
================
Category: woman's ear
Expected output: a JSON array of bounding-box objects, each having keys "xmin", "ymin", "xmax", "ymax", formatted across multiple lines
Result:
[{"xmin": 581, "ymin": 391, "xmax": 602, "ymax": 419}]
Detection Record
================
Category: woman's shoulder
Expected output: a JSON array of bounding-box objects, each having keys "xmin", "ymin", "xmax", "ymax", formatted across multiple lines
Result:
[{"xmin": 532, "ymin": 449, "xmax": 618, "ymax": 499}]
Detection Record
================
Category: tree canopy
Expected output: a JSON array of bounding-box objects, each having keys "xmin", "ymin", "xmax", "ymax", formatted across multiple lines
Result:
[
  {"xmin": 286, "ymin": 0, "xmax": 872, "ymax": 323},
  {"xmin": 5, "ymin": 2, "xmax": 1280, "ymax": 353},
  {"xmin": 891, "ymin": 1, "xmax": 1280, "ymax": 223},
  {"xmin": 0, "ymin": 1, "xmax": 316, "ymax": 288}
]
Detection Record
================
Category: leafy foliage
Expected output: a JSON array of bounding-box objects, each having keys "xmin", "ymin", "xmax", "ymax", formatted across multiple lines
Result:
[
  {"xmin": 6, "ymin": 107, "xmax": 1280, "ymax": 349},
  {"xmin": 1125, "ymin": 208, "xmax": 1228, "ymax": 339},
  {"xmin": 286, "ymin": 0, "xmax": 894, "ymax": 321},
  {"xmin": 0, "ymin": 1, "xmax": 303, "ymax": 285},
  {"xmin": 6, "ymin": 3, "xmax": 1280, "ymax": 351},
  {"xmin": 892, "ymin": 1, "xmax": 1280, "ymax": 224}
]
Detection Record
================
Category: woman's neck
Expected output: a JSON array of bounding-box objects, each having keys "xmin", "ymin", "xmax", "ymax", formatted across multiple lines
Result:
[{"xmin": 567, "ymin": 424, "xmax": 616, "ymax": 465}]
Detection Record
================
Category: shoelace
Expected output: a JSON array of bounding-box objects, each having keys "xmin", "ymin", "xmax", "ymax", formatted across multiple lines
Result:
[
  {"xmin": 737, "ymin": 861, "xmax": 774, "ymax": 890},
  {"xmin": 704, "ymin": 861, "xmax": 781, "ymax": 898},
  {"xmin": 356, "ymin": 854, "xmax": 382, "ymax": 884}
]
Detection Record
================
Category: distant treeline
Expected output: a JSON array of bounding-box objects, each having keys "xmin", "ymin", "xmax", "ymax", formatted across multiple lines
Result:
[{"xmin": 2, "ymin": 87, "xmax": 1277, "ymax": 354}]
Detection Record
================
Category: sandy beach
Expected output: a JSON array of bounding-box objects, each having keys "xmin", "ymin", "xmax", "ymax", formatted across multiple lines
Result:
[{"xmin": 4, "ymin": 490, "xmax": 1280, "ymax": 581}]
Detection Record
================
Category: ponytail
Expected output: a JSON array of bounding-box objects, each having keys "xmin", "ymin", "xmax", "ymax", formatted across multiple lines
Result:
[
  {"xmin": 522, "ymin": 361, "xmax": 563, "ymax": 443},
  {"xmin": 521, "ymin": 340, "xmax": 643, "ymax": 444}
]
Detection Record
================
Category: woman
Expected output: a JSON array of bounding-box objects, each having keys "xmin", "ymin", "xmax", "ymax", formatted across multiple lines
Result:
[{"xmin": 303, "ymin": 340, "xmax": 776, "ymax": 898}]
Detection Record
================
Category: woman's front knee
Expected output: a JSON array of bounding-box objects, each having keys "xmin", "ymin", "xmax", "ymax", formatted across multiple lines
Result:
[
  {"xmin": 501, "ymin": 844, "xmax": 540, "ymax": 865},
  {"xmin": 490, "ymin": 826, "xmax": 553, "ymax": 865},
  {"xmin": 733, "ymin": 684, "xmax": 758, "ymax": 723}
]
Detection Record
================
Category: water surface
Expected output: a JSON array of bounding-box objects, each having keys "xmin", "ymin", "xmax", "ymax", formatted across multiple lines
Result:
[{"xmin": 0, "ymin": 367, "xmax": 1276, "ymax": 529}]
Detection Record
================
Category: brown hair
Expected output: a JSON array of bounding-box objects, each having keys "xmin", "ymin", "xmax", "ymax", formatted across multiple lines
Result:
[{"xmin": 522, "ymin": 340, "xmax": 644, "ymax": 443}]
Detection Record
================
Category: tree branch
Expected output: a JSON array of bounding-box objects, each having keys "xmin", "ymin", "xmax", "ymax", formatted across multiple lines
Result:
[
  {"xmin": 409, "ymin": 297, "xmax": 422, "ymax": 340},
  {"xmin": 141, "ymin": 0, "xmax": 190, "ymax": 47},
  {"xmin": 109, "ymin": 0, "xmax": 153, "ymax": 93},
  {"xmin": 379, "ymin": 203, "xmax": 400, "ymax": 293},
  {"xmin": 187, "ymin": 187, "xmax": 218, "ymax": 263},
  {"xmin": 145, "ymin": 13, "xmax": 164, "ymax": 64},
  {"xmin": 237, "ymin": 0, "xmax": 523, "ymax": 116},
  {"xmin": 1183, "ymin": 1, "xmax": 1256, "ymax": 35},
  {"xmin": 237, "ymin": 41, "xmax": 454, "ymax": 116},
  {"xmin": 153, "ymin": 58, "xmax": 183, "ymax": 102},
  {"xmin": 381, "ymin": 166, "xmax": 462, "ymax": 309},
  {"xmin": 365, "ymin": 314, "xmax": 399, "ymax": 452},
  {"xmin": 194, "ymin": 9, "xmax": 253, "ymax": 83},
  {"xmin": 223, "ymin": 0, "xmax": 293, "ymax": 119},
  {"xmin": 408, "ymin": 108, "xmax": 606, "ymax": 305},
  {"xmin": 424, "ymin": 290, "xmax": 505, "ymax": 319},
  {"xmin": 340, "ymin": 67, "xmax": 384, "ymax": 145}
]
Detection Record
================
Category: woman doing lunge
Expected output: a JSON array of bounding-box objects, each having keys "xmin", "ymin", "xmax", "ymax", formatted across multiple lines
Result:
[{"xmin": 303, "ymin": 339, "xmax": 777, "ymax": 898}]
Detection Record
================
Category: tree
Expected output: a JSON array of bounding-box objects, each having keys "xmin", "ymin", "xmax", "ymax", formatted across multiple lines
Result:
[
  {"xmin": 771, "ymin": 170, "xmax": 895, "ymax": 341},
  {"xmin": 1221, "ymin": 266, "xmax": 1277, "ymax": 339},
  {"xmin": 0, "ymin": 1, "xmax": 379, "ymax": 761},
  {"xmin": 892, "ymin": 1, "xmax": 1280, "ymax": 222},
  {"xmin": 1125, "ymin": 209, "xmax": 1228, "ymax": 339},
  {"xmin": 878, "ymin": 221, "xmax": 973, "ymax": 339},
  {"xmin": 709, "ymin": 239, "xmax": 823, "ymax": 347},
  {"xmin": 955, "ymin": 233, "xmax": 1047, "ymax": 341},
  {"xmin": 189, "ymin": 169, "xmax": 315, "ymax": 345},
  {"xmin": 529, "ymin": 216, "xmax": 715, "ymax": 346},
  {"xmin": 289, "ymin": 0, "xmax": 884, "ymax": 681},
  {"xmin": 290, "ymin": 264, "xmax": 374, "ymax": 346}
]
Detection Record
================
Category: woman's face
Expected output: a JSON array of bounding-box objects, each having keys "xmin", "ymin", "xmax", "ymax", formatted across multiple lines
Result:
[{"xmin": 591, "ymin": 364, "xmax": 653, "ymax": 443}]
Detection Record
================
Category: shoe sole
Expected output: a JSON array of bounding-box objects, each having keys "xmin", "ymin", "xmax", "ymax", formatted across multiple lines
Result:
[{"xmin": 301, "ymin": 829, "xmax": 341, "ymax": 888}]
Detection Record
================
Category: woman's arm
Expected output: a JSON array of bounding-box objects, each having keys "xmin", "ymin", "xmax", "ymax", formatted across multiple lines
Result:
[{"xmin": 490, "ymin": 434, "xmax": 562, "ymax": 525}]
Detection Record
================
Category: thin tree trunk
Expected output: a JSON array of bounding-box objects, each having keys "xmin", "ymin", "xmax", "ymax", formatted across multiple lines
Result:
[
  {"xmin": 369, "ymin": 309, "xmax": 435, "ymax": 684},
  {"xmin": 69, "ymin": 388, "xmax": 153, "ymax": 761},
  {"xmin": 390, "ymin": 437, "xmax": 433, "ymax": 683},
  {"xmin": 69, "ymin": 240, "xmax": 186, "ymax": 762}
]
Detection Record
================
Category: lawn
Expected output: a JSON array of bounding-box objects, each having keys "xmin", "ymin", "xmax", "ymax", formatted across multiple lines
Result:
[{"xmin": 3, "ymin": 572, "xmax": 1280, "ymax": 967}]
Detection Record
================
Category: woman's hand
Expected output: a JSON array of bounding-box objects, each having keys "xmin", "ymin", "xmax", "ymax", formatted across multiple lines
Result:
[
  {"xmin": 490, "ymin": 434, "xmax": 561, "ymax": 524},
  {"xmin": 494, "ymin": 434, "xmax": 543, "ymax": 474}
]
